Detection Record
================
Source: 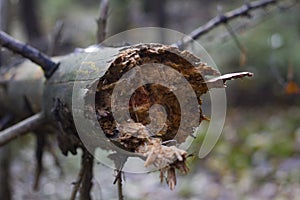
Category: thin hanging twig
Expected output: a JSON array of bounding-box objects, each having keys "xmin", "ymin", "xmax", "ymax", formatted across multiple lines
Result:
[
  {"xmin": 79, "ymin": 150, "xmax": 94, "ymax": 200},
  {"xmin": 96, "ymin": 0, "xmax": 109, "ymax": 43},
  {"xmin": 0, "ymin": 112, "xmax": 45, "ymax": 146},
  {"xmin": 173, "ymin": 0, "xmax": 278, "ymax": 49},
  {"xmin": 70, "ymin": 148, "xmax": 94, "ymax": 200},
  {"xmin": 224, "ymin": 24, "xmax": 246, "ymax": 54},
  {"xmin": 111, "ymin": 154, "xmax": 127, "ymax": 200},
  {"xmin": 23, "ymin": 95, "xmax": 45, "ymax": 191},
  {"xmin": 0, "ymin": 31, "xmax": 59, "ymax": 78},
  {"xmin": 33, "ymin": 132, "xmax": 45, "ymax": 191},
  {"xmin": 70, "ymin": 162, "xmax": 84, "ymax": 200},
  {"xmin": 116, "ymin": 170, "xmax": 124, "ymax": 200},
  {"xmin": 48, "ymin": 21, "xmax": 64, "ymax": 56},
  {"xmin": 216, "ymin": 5, "xmax": 247, "ymax": 66},
  {"xmin": 113, "ymin": 168, "xmax": 124, "ymax": 200}
]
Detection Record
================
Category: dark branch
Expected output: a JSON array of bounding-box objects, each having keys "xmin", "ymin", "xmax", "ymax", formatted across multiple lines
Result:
[
  {"xmin": 70, "ymin": 148, "xmax": 94, "ymax": 200},
  {"xmin": 0, "ymin": 31, "xmax": 59, "ymax": 78},
  {"xmin": 48, "ymin": 21, "xmax": 64, "ymax": 56},
  {"xmin": 173, "ymin": 0, "xmax": 278, "ymax": 49},
  {"xmin": 116, "ymin": 170, "xmax": 124, "ymax": 200},
  {"xmin": 96, "ymin": 0, "xmax": 109, "ymax": 43},
  {"xmin": 113, "ymin": 162, "xmax": 124, "ymax": 200},
  {"xmin": 0, "ymin": 112, "xmax": 45, "ymax": 147},
  {"xmin": 79, "ymin": 150, "xmax": 94, "ymax": 200}
]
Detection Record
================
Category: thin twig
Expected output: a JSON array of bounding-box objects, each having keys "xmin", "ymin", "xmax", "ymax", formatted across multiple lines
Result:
[
  {"xmin": 224, "ymin": 24, "xmax": 245, "ymax": 54},
  {"xmin": 96, "ymin": 0, "xmax": 109, "ymax": 43},
  {"xmin": 173, "ymin": 0, "xmax": 278, "ymax": 49},
  {"xmin": 117, "ymin": 171, "xmax": 123, "ymax": 200},
  {"xmin": 48, "ymin": 21, "xmax": 64, "ymax": 56},
  {"xmin": 23, "ymin": 95, "xmax": 47, "ymax": 191},
  {"xmin": 114, "ymin": 169, "xmax": 124, "ymax": 200},
  {"xmin": 79, "ymin": 150, "xmax": 94, "ymax": 200},
  {"xmin": 70, "ymin": 149, "xmax": 94, "ymax": 200},
  {"xmin": 70, "ymin": 162, "xmax": 85, "ymax": 200},
  {"xmin": 223, "ymin": 23, "xmax": 247, "ymax": 66},
  {"xmin": 0, "ymin": 31, "xmax": 59, "ymax": 78},
  {"xmin": 46, "ymin": 139, "xmax": 64, "ymax": 176},
  {"xmin": 113, "ymin": 163, "xmax": 124, "ymax": 200},
  {"xmin": 33, "ymin": 132, "xmax": 45, "ymax": 191},
  {"xmin": 0, "ymin": 112, "xmax": 45, "ymax": 146}
]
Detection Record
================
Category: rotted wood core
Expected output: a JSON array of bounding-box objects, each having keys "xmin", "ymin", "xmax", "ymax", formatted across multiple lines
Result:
[
  {"xmin": 96, "ymin": 44, "xmax": 219, "ymax": 143},
  {"xmin": 94, "ymin": 44, "xmax": 222, "ymax": 189}
]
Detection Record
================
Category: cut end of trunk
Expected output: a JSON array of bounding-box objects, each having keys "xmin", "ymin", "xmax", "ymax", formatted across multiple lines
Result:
[
  {"xmin": 91, "ymin": 43, "xmax": 220, "ymax": 189},
  {"xmin": 95, "ymin": 43, "xmax": 220, "ymax": 145}
]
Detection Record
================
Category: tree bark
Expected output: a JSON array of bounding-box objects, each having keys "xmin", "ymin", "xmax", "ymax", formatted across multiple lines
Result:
[
  {"xmin": 0, "ymin": 44, "xmax": 210, "ymax": 153},
  {"xmin": 0, "ymin": 1, "xmax": 13, "ymax": 199},
  {"xmin": 0, "ymin": 43, "xmax": 253, "ymax": 196},
  {"xmin": 0, "ymin": 145, "xmax": 11, "ymax": 200},
  {"xmin": 0, "ymin": 0, "xmax": 11, "ymax": 66},
  {"xmin": 0, "ymin": 43, "xmax": 253, "ymax": 153}
]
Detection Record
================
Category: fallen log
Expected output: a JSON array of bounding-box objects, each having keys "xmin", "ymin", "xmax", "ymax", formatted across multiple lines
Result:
[{"xmin": 0, "ymin": 43, "xmax": 252, "ymax": 189}]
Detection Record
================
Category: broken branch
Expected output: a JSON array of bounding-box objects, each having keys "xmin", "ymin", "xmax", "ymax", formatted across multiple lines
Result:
[
  {"xmin": 0, "ymin": 31, "xmax": 59, "ymax": 78},
  {"xmin": 0, "ymin": 112, "xmax": 45, "ymax": 146},
  {"xmin": 96, "ymin": 0, "xmax": 109, "ymax": 43},
  {"xmin": 173, "ymin": 0, "xmax": 278, "ymax": 49},
  {"xmin": 70, "ymin": 148, "xmax": 94, "ymax": 200}
]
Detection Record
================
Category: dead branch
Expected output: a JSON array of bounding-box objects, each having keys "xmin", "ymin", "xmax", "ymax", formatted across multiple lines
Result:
[
  {"xmin": 33, "ymin": 132, "xmax": 45, "ymax": 191},
  {"xmin": 70, "ymin": 164, "xmax": 84, "ymax": 200},
  {"xmin": 173, "ymin": 0, "xmax": 278, "ymax": 49},
  {"xmin": 48, "ymin": 21, "xmax": 64, "ymax": 56},
  {"xmin": 96, "ymin": 0, "xmax": 109, "ymax": 43},
  {"xmin": 113, "ymin": 163, "xmax": 125, "ymax": 200},
  {"xmin": 0, "ymin": 31, "xmax": 59, "ymax": 78},
  {"xmin": 115, "ymin": 170, "xmax": 124, "ymax": 200},
  {"xmin": 46, "ymin": 138, "xmax": 64, "ymax": 175},
  {"xmin": 70, "ymin": 149, "xmax": 94, "ymax": 200},
  {"xmin": 79, "ymin": 150, "xmax": 94, "ymax": 200},
  {"xmin": 0, "ymin": 112, "xmax": 45, "ymax": 146}
]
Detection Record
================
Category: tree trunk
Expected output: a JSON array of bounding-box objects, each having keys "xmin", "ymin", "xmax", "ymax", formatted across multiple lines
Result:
[
  {"xmin": 19, "ymin": 0, "xmax": 46, "ymax": 51},
  {"xmin": 0, "ymin": 145, "xmax": 11, "ymax": 200},
  {"xmin": 0, "ymin": 0, "xmax": 11, "ymax": 66},
  {"xmin": 0, "ymin": 43, "xmax": 220, "ymax": 153},
  {"xmin": 0, "ymin": 42, "xmax": 253, "ymax": 194},
  {"xmin": 0, "ymin": 1, "xmax": 13, "ymax": 199}
]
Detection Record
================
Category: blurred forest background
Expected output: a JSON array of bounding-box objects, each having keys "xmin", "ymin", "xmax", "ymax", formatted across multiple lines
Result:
[{"xmin": 0, "ymin": 0, "xmax": 300, "ymax": 199}]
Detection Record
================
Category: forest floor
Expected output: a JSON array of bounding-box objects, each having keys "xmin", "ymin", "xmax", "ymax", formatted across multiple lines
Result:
[{"xmin": 9, "ymin": 106, "xmax": 300, "ymax": 200}]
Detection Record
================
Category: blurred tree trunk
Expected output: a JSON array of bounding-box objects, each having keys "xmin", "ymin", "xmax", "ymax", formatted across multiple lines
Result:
[
  {"xmin": 144, "ymin": 0, "xmax": 167, "ymax": 28},
  {"xmin": 19, "ymin": 0, "xmax": 46, "ymax": 51},
  {"xmin": 0, "ymin": 0, "xmax": 11, "ymax": 66},
  {"xmin": 0, "ymin": 0, "xmax": 10, "ymax": 33},
  {"xmin": 0, "ymin": 143, "xmax": 12, "ymax": 200},
  {"xmin": 144, "ymin": 0, "xmax": 167, "ymax": 42},
  {"xmin": 0, "ymin": 0, "xmax": 12, "ymax": 199},
  {"xmin": 107, "ymin": 0, "xmax": 129, "ymax": 36}
]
